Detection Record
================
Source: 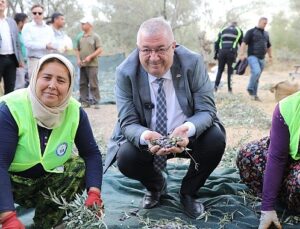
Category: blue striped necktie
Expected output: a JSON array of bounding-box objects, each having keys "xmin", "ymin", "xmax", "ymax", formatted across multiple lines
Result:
[{"xmin": 153, "ymin": 78, "xmax": 167, "ymax": 172}]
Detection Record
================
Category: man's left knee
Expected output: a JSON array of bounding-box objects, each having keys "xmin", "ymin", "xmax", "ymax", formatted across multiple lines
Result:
[{"xmin": 207, "ymin": 124, "xmax": 226, "ymax": 147}]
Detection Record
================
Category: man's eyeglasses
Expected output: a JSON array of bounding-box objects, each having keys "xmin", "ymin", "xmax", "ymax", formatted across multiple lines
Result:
[
  {"xmin": 138, "ymin": 43, "xmax": 173, "ymax": 56},
  {"xmin": 32, "ymin": 12, "xmax": 43, "ymax": 15}
]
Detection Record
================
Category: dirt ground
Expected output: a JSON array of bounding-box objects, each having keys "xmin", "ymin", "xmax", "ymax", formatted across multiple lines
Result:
[{"xmin": 85, "ymin": 67, "xmax": 296, "ymax": 150}]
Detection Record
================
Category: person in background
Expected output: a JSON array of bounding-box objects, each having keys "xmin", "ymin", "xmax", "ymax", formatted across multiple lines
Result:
[
  {"xmin": 239, "ymin": 17, "xmax": 272, "ymax": 101},
  {"xmin": 50, "ymin": 12, "xmax": 73, "ymax": 54},
  {"xmin": 214, "ymin": 21, "xmax": 243, "ymax": 93},
  {"xmin": 22, "ymin": 4, "xmax": 56, "ymax": 80},
  {"xmin": 14, "ymin": 13, "xmax": 28, "ymax": 89},
  {"xmin": 0, "ymin": 0, "xmax": 23, "ymax": 95},
  {"xmin": 104, "ymin": 17, "xmax": 226, "ymax": 219},
  {"xmin": 0, "ymin": 54, "xmax": 103, "ymax": 228},
  {"xmin": 75, "ymin": 16, "xmax": 102, "ymax": 109}
]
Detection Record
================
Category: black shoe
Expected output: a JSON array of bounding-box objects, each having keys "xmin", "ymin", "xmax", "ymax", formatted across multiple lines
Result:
[
  {"xmin": 179, "ymin": 193, "xmax": 204, "ymax": 219},
  {"xmin": 214, "ymin": 86, "xmax": 218, "ymax": 92},
  {"xmin": 253, "ymin": 96, "xmax": 262, "ymax": 102},
  {"xmin": 142, "ymin": 181, "xmax": 167, "ymax": 209}
]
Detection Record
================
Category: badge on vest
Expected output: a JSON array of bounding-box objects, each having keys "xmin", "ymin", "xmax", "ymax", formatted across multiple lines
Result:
[{"xmin": 56, "ymin": 143, "xmax": 68, "ymax": 156}]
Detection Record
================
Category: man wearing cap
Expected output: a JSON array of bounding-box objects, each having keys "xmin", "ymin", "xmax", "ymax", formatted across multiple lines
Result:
[
  {"xmin": 50, "ymin": 12, "xmax": 73, "ymax": 54},
  {"xmin": 75, "ymin": 16, "xmax": 102, "ymax": 109},
  {"xmin": 22, "ymin": 4, "xmax": 56, "ymax": 79}
]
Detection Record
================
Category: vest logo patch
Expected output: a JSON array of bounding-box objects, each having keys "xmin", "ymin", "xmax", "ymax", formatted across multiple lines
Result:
[{"xmin": 56, "ymin": 143, "xmax": 68, "ymax": 156}]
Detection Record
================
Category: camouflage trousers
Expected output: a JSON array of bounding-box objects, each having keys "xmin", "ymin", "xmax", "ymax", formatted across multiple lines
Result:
[
  {"xmin": 11, "ymin": 157, "xmax": 85, "ymax": 229},
  {"xmin": 237, "ymin": 136, "xmax": 300, "ymax": 213}
]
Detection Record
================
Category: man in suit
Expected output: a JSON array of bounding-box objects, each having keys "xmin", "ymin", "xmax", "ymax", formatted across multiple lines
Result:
[
  {"xmin": 0, "ymin": 0, "xmax": 23, "ymax": 94},
  {"xmin": 104, "ymin": 17, "xmax": 226, "ymax": 219}
]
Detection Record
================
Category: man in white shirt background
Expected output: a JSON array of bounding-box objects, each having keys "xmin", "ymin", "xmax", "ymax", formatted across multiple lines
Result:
[
  {"xmin": 22, "ymin": 4, "xmax": 56, "ymax": 80},
  {"xmin": 50, "ymin": 12, "xmax": 73, "ymax": 54}
]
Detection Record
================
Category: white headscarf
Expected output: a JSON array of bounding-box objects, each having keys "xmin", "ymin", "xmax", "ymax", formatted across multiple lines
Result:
[{"xmin": 28, "ymin": 54, "xmax": 75, "ymax": 129}]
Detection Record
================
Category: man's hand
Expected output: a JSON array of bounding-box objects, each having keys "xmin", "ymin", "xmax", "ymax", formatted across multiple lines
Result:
[
  {"xmin": 1, "ymin": 211, "xmax": 25, "ymax": 229},
  {"xmin": 19, "ymin": 61, "xmax": 24, "ymax": 68},
  {"xmin": 167, "ymin": 125, "xmax": 189, "ymax": 153},
  {"xmin": 46, "ymin": 43, "xmax": 57, "ymax": 51},
  {"xmin": 213, "ymin": 52, "xmax": 218, "ymax": 60},
  {"xmin": 144, "ymin": 131, "xmax": 167, "ymax": 155},
  {"xmin": 83, "ymin": 55, "xmax": 92, "ymax": 63},
  {"xmin": 238, "ymin": 54, "xmax": 247, "ymax": 61},
  {"xmin": 268, "ymin": 56, "xmax": 273, "ymax": 65},
  {"xmin": 145, "ymin": 125, "xmax": 189, "ymax": 155},
  {"xmin": 258, "ymin": 210, "xmax": 282, "ymax": 229}
]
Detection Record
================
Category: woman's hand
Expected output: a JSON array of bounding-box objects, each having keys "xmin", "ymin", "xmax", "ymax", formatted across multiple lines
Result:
[
  {"xmin": 0, "ymin": 211, "xmax": 24, "ymax": 229},
  {"xmin": 85, "ymin": 188, "xmax": 103, "ymax": 207},
  {"xmin": 258, "ymin": 210, "xmax": 282, "ymax": 229},
  {"xmin": 85, "ymin": 187, "xmax": 104, "ymax": 216}
]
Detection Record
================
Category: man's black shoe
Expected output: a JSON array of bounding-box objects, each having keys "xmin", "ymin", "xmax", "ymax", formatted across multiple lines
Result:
[
  {"xmin": 142, "ymin": 181, "xmax": 167, "ymax": 209},
  {"xmin": 180, "ymin": 193, "xmax": 204, "ymax": 219}
]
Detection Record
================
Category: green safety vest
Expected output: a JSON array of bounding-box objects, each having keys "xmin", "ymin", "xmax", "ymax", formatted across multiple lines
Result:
[
  {"xmin": 279, "ymin": 91, "xmax": 300, "ymax": 160},
  {"xmin": 0, "ymin": 89, "xmax": 80, "ymax": 173},
  {"xmin": 219, "ymin": 26, "xmax": 242, "ymax": 49}
]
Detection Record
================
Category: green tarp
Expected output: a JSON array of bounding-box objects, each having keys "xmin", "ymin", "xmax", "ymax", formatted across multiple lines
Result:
[{"xmin": 18, "ymin": 163, "xmax": 300, "ymax": 228}]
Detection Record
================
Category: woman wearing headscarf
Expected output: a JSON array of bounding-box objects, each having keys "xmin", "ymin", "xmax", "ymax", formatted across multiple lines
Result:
[{"xmin": 0, "ymin": 54, "xmax": 103, "ymax": 228}]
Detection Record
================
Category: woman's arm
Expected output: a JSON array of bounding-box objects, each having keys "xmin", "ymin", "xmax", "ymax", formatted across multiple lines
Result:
[
  {"xmin": 75, "ymin": 108, "xmax": 103, "ymax": 190},
  {"xmin": 262, "ymin": 104, "xmax": 290, "ymax": 210},
  {"xmin": 0, "ymin": 103, "xmax": 19, "ymax": 214}
]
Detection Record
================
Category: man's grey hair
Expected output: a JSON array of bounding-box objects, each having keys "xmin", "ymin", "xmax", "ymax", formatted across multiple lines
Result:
[
  {"xmin": 137, "ymin": 17, "xmax": 174, "ymax": 45},
  {"xmin": 259, "ymin": 17, "xmax": 268, "ymax": 22},
  {"xmin": 231, "ymin": 21, "xmax": 238, "ymax": 27}
]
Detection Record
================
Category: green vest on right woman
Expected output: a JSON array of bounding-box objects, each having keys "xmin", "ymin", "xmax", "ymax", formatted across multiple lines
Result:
[{"xmin": 279, "ymin": 91, "xmax": 300, "ymax": 160}]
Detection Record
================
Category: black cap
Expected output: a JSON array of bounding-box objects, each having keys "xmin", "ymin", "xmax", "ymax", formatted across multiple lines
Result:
[{"xmin": 51, "ymin": 12, "xmax": 63, "ymax": 23}]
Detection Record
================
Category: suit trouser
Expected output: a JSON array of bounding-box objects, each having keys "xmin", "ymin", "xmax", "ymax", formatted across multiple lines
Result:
[
  {"xmin": 215, "ymin": 49, "xmax": 236, "ymax": 91},
  {"xmin": 117, "ymin": 123, "xmax": 226, "ymax": 195},
  {"xmin": 0, "ymin": 54, "xmax": 17, "ymax": 94}
]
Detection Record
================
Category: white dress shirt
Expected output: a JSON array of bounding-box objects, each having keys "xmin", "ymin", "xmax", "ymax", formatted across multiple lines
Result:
[
  {"xmin": 51, "ymin": 26, "xmax": 73, "ymax": 53},
  {"xmin": 0, "ymin": 18, "xmax": 13, "ymax": 54},
  {"xmin": 22, "ymin": 21, "xmax": 55, "ymax": 58},
  {"xmin": 140, "ymin": 70, "xmax": 196, "ymax": 145}
]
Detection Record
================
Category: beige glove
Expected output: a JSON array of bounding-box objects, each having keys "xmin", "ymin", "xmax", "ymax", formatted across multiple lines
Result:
[{"xmin": 258, "ymin": 210, "xmax": 282, "ymax": 229}]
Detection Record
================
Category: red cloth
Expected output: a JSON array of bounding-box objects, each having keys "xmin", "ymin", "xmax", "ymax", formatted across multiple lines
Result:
[{"xmin": 1, "ymin": 211, "xmax": 25, "ymax": 229}]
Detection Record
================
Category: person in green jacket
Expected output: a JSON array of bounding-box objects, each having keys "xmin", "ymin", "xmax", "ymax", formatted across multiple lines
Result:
[
  {"xmin": 14, "ymin": 12, "xmax": 28, "ymax": 89},
  {"xmin": 0, "ymin": 54, "xmax": 103, "ymax": 228}
]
